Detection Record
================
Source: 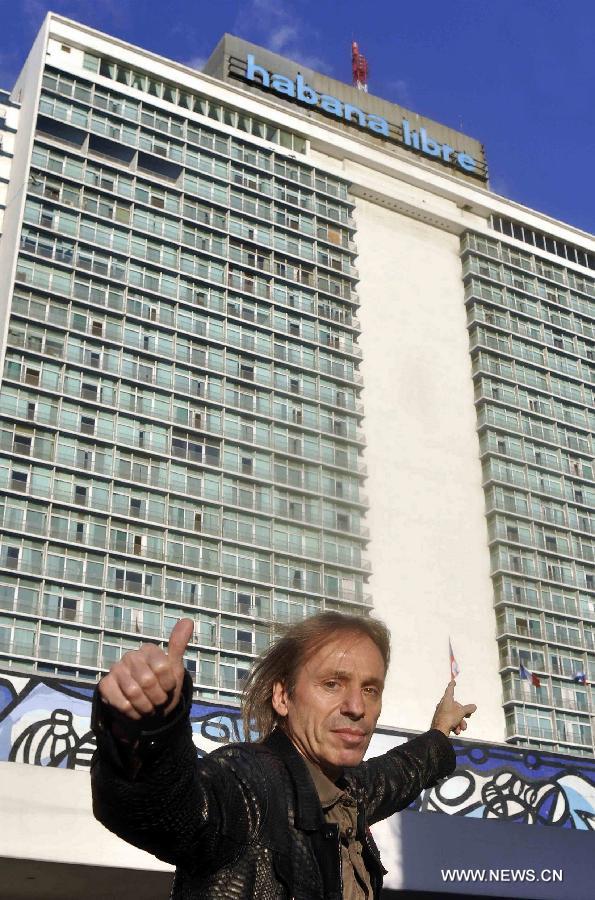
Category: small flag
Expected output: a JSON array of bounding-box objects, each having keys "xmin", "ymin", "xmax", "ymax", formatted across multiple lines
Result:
[
  {"xmin": 519, "ymin": 663, "xmax": 541, "ymax": 688},
  {"xmin": 449, "ymin": 638, "xmax": 460, "ymax": 679},
  {"xmin": 573, "ymin": 672, "xmax": 587, "ymax": 685}
]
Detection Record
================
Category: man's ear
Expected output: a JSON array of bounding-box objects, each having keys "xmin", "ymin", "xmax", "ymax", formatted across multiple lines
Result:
[{"xmin": 272, "ymin": 680, "xmax": 289, "ymax": 718}]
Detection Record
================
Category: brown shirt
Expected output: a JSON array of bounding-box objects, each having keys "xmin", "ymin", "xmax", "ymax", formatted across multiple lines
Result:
[{"xmin": 304, "ymin": 759, "xmax": 372, "ymax": 900}]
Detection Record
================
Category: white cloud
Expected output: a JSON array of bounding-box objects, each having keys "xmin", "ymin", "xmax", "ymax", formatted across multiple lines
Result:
[
  {"xmin": 387, "ymin": 79, "xmax": 413, "ymax": 108},
  {"xmin": 233, "ymin": 0, "xmax": 334, "ymax": 75},
  {"xmin": 489, "ymin": 176, "xmax": 512, "ymax": 199},
  {"xmin": 184, "ymin": 55, "xmax": 207, "ymax": 71}
]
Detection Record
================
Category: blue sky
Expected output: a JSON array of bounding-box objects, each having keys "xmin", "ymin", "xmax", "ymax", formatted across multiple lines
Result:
[{"xmin": 1, "ymin": 0, "xmax": 594, "ymax": 236}]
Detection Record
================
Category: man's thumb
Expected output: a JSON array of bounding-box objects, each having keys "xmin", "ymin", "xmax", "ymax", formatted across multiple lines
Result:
[{"xmin": 167, "ymin": 618, "xmax": 194, "ymax": 662}]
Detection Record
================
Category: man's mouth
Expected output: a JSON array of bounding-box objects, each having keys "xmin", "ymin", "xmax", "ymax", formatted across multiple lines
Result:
[{"xmin": 332, "ymin": 728, "xmax": 367, "ymax": 744}]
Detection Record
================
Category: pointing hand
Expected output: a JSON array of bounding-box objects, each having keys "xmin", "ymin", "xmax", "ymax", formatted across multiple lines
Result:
[
  {"xmin": 98, "ymin": 618, "xmax": 194, "ymax": 722},
  {"xmin": 431, "ymin": 680, "xmax": 476, "ymax": 737}
]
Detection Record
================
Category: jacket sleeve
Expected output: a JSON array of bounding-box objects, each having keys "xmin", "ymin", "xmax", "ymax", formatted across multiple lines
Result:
[
  {"xmin": 90, "ymin": 674, "xmax": 265, "ymax": 874},
  {"xmin": 357, "ymin": 729, "xmax": 456, "ymax": 825}
]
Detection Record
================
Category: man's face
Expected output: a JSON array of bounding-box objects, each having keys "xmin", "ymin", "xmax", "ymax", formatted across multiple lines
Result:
[{"xmin": 272, "ymin": 631, "xmax": 385, "ymax": 779}]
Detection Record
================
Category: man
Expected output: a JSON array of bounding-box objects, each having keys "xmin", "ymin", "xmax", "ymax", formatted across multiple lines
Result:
[{"xmin": 92, "ymin": 612, "xmax": 476, "ymax": 898}]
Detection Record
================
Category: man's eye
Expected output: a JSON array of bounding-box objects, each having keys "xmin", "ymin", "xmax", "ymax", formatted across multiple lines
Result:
[
  {"xmin": 324, "ymin": 680, "xmax": 339, "ymax": 689},
  {"xmin": 364, "ymin": 686, "xmax": 380, "ymax": 697}
]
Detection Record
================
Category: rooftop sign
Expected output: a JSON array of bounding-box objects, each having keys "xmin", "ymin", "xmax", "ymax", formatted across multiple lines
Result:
[{"xmin": 245, "ymin": 54, "xmax": 477, "ymax": 175}]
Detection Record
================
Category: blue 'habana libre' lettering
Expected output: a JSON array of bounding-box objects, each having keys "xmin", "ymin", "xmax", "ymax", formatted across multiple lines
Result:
[
  {"xmin": 320, "ymin": 94, "xmax": 343, "ymax": 117},
  {"xmin": 402, "ymin": 119, "xmax": 476, "ymax": 174},
  {"xmin": 245, "ymin": 55, "xmax": 474, "ymax": 174},
  {"xmin": 271, "ymin": 74, "xmax": 294, "ymax": 97},
  {"xmin": 246, "ymin": 54, "xmax": 389, "ymax": 139}
]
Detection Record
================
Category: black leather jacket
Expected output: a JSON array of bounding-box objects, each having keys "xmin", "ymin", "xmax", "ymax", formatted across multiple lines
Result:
[{"xmin": 91, "ymin": 681, "xmax": 455, "ymax": 899}]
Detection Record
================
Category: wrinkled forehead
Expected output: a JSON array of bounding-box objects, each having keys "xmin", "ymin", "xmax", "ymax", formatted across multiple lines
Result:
[{"xmin": 300, "ymin": 630, "xmax": 386, "ymax": 678}]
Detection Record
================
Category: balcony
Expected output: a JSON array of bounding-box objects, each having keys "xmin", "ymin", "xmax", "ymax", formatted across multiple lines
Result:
[
  {"xmin": 503, "ymin": 685, "xmax": 551, "ymax": 706},
  {"xmin": 219, "ymin": 637, "xmax": 255, "ymax": 654},
  {"xmin": 506, "ymin": 722, "xmax": 554, "ymax": 742}
]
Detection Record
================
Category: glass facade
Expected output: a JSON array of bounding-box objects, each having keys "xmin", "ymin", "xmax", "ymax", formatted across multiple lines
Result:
[
  {"xmin": 463, "ymin": 230, "xmax": 595, "ymax": 756},
  {"xmin": 0, "ymin": 52, "xmax": 370, "ymax": 702}
]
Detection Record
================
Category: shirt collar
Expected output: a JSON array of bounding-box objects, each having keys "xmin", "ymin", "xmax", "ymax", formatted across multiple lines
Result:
[{"xmin": 303, "ymin": 757, "xmax": 349, "ymax": 808}]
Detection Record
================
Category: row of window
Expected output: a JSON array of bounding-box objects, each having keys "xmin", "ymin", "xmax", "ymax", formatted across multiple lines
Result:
[
  {"xmin": 0, "ymin": 536, "xmax": 366, "ymax": 602},
  {"xmin": 474, "ymin": 358, "xmax": 594, "ymax": 423},
  {"xmin": 475, "ymin": 376, "xmax": 593, "ymax": 433},
  {"xmin": 31, "ymin": 136, "xmax": 351, "ymax": 251},
  {"xmin": 490, "ymin": 217, "xmax": 595, "ymax": 273},
  {"xmin": 25, "ymin": 188, "xmax": 358, "ymax": 287},
  {"xmin": 12, "ymin": 264, "xmax": 363, "ymax": 386},
  {"xmin": 463, "ymin": 255, "xmax": 594, "ymax": 319},
  {"xmin": 505, "ymin": 709, "xmax": 592, "ymax": 747},
  {"xmin": 6, "ymin": 336, "xmax": 362, "ymax": 432},
  {"xmin": 2, "ymin": 373, "xmax": 362, "ymax": 483},
  {"xmin": 0, "ymin": 584, "xmax": 270, "ymax": 650},
  {"xmin": 14, "ymin": 259, "xmax": 361, "ymax": 359},
  {"xmin": 31, "ymin": 146, "xmax": 346, "ymax": 250},
  {"xmin": 37, "ymin": 93, "xmax": 354, "ymax": 228},
  {"xmin": 469, "ymin": 302, "xmax": 593, "ymax": 362},
  {"xmin": 480, "ymin": 429, "xmax": 593, "ymax": 480},
  {"xmin": 16, "ymin": 281, "xmax": 358, "ymax": 377},
  {"xmin": 464, "ymin": 232, "xmax": 595, "ymax": 297},
  {"xmin": 0, "ymin": 424, "xmax": 364, "ymax": 503},
  {"xmin": 0, "ymin": 613, "xmax": 262, "ymax": 689},
  {"xmin": 470, "ymin": 326, "xmax": 594, "ymax": 384},
  {"xmin": 484, "ymin": 457, "xmax": 594, "ymax": 510},
  {"xmin": 19, "ymin": 234, "xmax": 357, "ymax": 341},
  {"xmin": 487, "ymin": 486, "xmax": 593, "ymax": 536},
  {"xmin": 502, "ymin": 672, "xmax": 593, "ymax": 712},
  {"xmin": 11, "ymin": 282, "xmax": 360, "ymax": 382},
  {"xmin": 0, "ymin": 496, "xmax": 365, "ymax": 567},
  {"xmin": 479, "ymin": 403, "xmax": 592, "ymax": 458},
  {"xmin": 0, "ymin": 573, "xmax": 330, "ymax": 632},
  {"xmin": 495, "ymin": 577, "xmax": 594, "ymax": 622},
  {"xmin": 31, "ymin": 146, "xmax": 352, "ymax": 257},
  {"xmin": 490, "ymin": 545, "xmax": 593, "ymax": 592},
  {"xmin": 0, "ymin": 413, "xmax": 364, "ymax": 532},
  {"xmin": 489, "ymin": 515, "xmax": 593, "ymax": 564},
  {"xmin": 8, "ymin": 322, "xmax": 360, "ymax": 403},
  {"xmin": 48, "ymin": 58, "xmax": 308, "ymax": 155},
  {"xmin": 1, "ymin": 409, "xmax": 363, "ymax": 508},
  {"xmin": 499, "ymin": 640, "xmax": 594, "ymax": 682},
  {"xmin": 497, "ymin": 606, "xmax": 595, "ymax": 650},
  {"xmin": 465, "ymin": 278, "xmax": 594, "ymax": 341}
]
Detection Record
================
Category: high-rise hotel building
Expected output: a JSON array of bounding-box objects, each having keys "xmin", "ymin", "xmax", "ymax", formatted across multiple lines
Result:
[{"xmin": 0, "ymin": 15, "xmax": 593, "ymax": 758}]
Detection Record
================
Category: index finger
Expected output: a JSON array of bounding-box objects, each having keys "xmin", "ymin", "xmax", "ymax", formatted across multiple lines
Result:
[{"xmin": 444, "ymin": 679, "xmax": 456, "ymax": 697}]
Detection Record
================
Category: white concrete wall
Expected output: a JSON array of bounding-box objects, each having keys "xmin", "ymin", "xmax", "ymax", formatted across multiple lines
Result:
[
  {"xmin": 0, "ymin": 761, "xmax": 171, "ymax": 872},
  {"xmin": 354, "ymin": 196, "xmax": 505, "ymax": 743}
]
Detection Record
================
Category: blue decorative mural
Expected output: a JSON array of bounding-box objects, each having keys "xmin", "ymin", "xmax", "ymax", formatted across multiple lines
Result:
[{"xmin": 1, "ymin": 668, "xmax": 593, "ymax": 830}]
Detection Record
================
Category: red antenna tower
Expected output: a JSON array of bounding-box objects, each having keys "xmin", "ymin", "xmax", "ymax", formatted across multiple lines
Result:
[{"xmin": 351, "ymin": 41, "xmax": 369, "ymax": 92}]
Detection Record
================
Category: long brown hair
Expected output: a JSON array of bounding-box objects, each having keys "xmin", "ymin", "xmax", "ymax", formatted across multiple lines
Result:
[{"xmin": 241, "ymin": 611, "xmax": 391, "ymax": 740}]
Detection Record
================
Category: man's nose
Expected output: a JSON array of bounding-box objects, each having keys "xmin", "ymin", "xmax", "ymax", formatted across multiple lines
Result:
[{"xmin": 341, "ymin": 688, "xmax": 365, "ymax": 719}]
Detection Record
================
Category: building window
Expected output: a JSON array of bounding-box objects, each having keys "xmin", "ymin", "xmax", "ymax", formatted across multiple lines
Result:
[
  {"xmin": 4, "ymin": 547, "xmax": 19, "ymax": 568},
  {"xmin": 13, "ymin": 434, "xmax": 32, "ymax": 455},
  {"xmin": 11, "ymin": 470, "xmax": 28, "ymax": 491}
]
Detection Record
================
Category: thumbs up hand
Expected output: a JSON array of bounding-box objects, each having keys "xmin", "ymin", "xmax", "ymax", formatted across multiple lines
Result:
[{"xmin": 98, "ymin": 619, "xmax": 194, "ymax": 721}]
